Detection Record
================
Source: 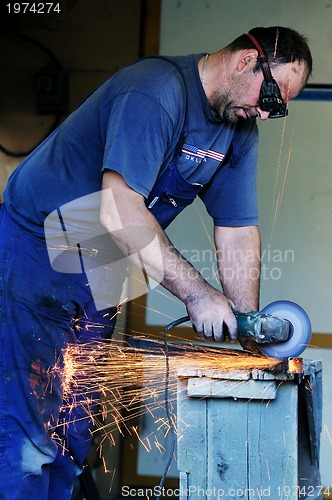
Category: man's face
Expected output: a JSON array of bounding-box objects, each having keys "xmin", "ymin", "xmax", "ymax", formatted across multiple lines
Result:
[{"xmin": 210, "ymin": 60, "xmax": 308, "ymax": 123}]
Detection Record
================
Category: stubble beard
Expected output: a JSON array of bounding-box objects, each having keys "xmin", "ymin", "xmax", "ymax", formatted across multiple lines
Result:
[{"xmin": 209, "ymin": 91, "xmax": 240, "ymax": 124}]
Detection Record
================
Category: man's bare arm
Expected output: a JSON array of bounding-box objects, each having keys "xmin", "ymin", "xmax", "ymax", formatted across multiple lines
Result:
[
  {"xmin": 215, "ymin": 224, "xmax": 261, "ymax": 351},
  {"xmin": 214, "ymin": 225, "xmax": 261, "ymax": 311}
]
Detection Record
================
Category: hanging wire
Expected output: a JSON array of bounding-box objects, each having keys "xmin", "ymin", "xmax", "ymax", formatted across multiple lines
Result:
[
  {"xmin": 0, "ymin": 30, "xmax": 65, "ymax": 157},
  {"xmin": 155, "ymin": 315, "xmax": 190, "ymax": 500}
]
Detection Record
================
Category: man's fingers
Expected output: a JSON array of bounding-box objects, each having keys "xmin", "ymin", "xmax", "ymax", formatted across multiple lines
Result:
[
  {"xmin": 203, "ymin": 324, "xmax": 214, "ymax": 340},
  {"xmin": 211, "ymin": 322, "xmax": 225, "ymax": 342},
  {"xmin": 187, "ymin": 292, "xmax": 238, "ymax": 343},
  {"xmin": 193, "ymin": 318, "xmax": 235, "ymax": 342},
  {"xmin": 223, "ymin": 312, "xmax": 238, "ymax": 341},
  {"xmin": 193, "ymin": 322, "xmax": 204, "ymax": 340},
  {"xmin": 194, "ymin": 322, "xmax": 215, "ymax": 340},
  {"xmin": 194, "ymin": 321, "xmax": 225, "ymax": 341}
]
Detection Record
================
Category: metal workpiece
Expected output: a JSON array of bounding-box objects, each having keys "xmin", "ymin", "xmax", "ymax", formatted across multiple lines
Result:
[{"xmin": 177, "ymin": 357, "xmax": 321, "ymax": 383}]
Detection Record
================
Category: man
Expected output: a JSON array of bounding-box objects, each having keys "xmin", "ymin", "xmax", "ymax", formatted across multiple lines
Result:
[{"xmin": 0, "ymin": 27, "xmax": 312, "ymax": 498}]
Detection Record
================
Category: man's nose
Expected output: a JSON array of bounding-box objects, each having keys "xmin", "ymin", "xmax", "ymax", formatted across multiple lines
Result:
[{"xmin": 256, "ymin": 107, "xmax": 270, "ymax": 120}]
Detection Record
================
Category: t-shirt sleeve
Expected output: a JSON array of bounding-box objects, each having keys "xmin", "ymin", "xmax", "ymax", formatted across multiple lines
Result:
[
  {"xmin": 101, "ymin": 91, "xmax": 182, "ymax": 198},
  {"xmin": 199, "ymin": 120, "xmax": 259, "ymax": 227}
]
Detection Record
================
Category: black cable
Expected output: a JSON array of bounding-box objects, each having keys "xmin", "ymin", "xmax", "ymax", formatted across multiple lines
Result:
[
  {"xmin": 1, "ymin": 30, "xmax": 62, "ymax": 68},
  {"xmin": 155, "ymin": 315, "xmax": 190, "ymax": 500},
  {"xmin": 0, "ymin": 30, "xmax": 63, "ymax": 157}
]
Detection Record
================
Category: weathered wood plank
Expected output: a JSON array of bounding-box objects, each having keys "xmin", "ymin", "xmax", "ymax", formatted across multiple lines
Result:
[
  {"xmin": 187, "ymin": 378, "xmax": 278, "ymax": 400},
  {"xmin": 177, "ymin": 378, "xmax": 207, "ymax": 496},
  {"xmin": 206, "ymin": 397, "xmax": 249, "ymax": 496},
  {"xmin": 247, "ymin": 382, "xmax": 298, "ymax": 498}
]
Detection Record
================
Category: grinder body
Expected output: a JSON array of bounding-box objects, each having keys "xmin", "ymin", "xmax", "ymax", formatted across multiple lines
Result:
[
  {"xmin": 235, "ymin": 310, "xmax": 291, "ymax": 344},
  {"xmin": 235, "ymin": 300, "xmax": 311, "ymax": 360}
]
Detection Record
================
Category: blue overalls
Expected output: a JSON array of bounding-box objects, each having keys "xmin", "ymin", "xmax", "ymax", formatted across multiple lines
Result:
[
  {"xmin": 146, "ymin": 131, "xmax": 240, "ymax": 229},
  {"xmin": 0, "ymin": 203, "xmax": 117, "ymax": 499}
]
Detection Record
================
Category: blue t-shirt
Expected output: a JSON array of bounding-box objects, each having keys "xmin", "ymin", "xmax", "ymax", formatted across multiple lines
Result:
[{"xmin": 4, "ymin": 54, "xmax": 259, "ymax": 234}]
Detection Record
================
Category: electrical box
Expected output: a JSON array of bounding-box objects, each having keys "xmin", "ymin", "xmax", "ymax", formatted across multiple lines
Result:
[{"xmin": 36, "ymin": 68, "xmax": 69, "ymax": 115}]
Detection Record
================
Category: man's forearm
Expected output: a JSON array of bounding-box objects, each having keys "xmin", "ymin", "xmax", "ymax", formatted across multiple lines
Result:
[
  {"xmin": 215, "ymin": 225, "xmax": 261, "ymax": 312},
  {"xmin": 100, "ymin": 173, "xmax": 209, "ymax": 303}
]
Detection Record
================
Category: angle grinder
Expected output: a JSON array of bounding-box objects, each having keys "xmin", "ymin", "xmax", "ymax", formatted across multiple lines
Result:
[
  {"xmin": 177, "ymin": 300, "xmax": 311, "ymax": 360},
  {"xmin": 229, "ymin": 300, "xmax": 311, "ymax": 360},
  {"xmin": 254, "ymin": 300, "xmax": 312, "ymax": 360}
]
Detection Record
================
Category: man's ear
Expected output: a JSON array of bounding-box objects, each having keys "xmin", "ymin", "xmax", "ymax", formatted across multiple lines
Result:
[{"xmin": 237, "ymin": 49, "xmax": 259, "ymax": 72}]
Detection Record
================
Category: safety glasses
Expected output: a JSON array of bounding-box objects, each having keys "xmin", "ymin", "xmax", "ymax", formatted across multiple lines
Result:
[{"xmin": 247, "ymin": 32, "xmax": 288, "ymax": 119}]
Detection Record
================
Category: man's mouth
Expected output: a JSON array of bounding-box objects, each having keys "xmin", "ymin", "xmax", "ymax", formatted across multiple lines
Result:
[
  {"xmin": 239, "ymin": 108, "xmax": 250, "ymax": 120},
  {"xmin": 242, "ymin": 108, "xmax": 259, "ymax": 120}
]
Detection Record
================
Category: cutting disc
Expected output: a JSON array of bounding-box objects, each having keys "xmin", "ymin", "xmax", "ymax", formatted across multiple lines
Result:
[{"xmin": 259, "ymin": 300, "xmax": 312, "ymax": 360}]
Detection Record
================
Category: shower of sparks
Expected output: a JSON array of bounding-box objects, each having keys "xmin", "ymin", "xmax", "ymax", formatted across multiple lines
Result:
[{"xmin": 54, "ymin": 330, "xmax": 280, "ymax": 458}]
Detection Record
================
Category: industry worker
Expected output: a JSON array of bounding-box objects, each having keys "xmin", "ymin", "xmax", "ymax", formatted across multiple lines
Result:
[{"xmin": 0, "ymin": 26, "xmax": 312, "ymax": 499}]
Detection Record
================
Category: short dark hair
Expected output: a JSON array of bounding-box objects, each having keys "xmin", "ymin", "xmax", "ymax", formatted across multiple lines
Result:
[{"xmin": 227, "ymin": 26, "xmax": 312, "ymax": 78}]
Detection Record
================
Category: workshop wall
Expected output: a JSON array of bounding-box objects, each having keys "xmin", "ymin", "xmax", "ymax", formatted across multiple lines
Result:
[{"xmin": 0, "ymin": 0, "xmax": 141, "ymax": 200}]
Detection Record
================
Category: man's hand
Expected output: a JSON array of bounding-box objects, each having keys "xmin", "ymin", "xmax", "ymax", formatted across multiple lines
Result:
[{"xmin": 185, "ymin": 285, "xmax": 238, "ymax": 342}]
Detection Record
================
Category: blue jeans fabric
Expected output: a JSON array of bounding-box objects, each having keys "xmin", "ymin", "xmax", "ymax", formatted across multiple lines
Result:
[{"xmin": 0, "ymin": 204, "xmax": 116, "ymax": 499}]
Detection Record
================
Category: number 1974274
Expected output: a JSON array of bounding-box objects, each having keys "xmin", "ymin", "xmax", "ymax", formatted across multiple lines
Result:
[{"xmin": 6, "ymin": 3, "xmax": 61, "ymax": 14}]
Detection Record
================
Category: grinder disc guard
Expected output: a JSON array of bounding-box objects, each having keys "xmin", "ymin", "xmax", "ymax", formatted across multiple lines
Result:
[{"xmin": 259, "ymin": 300, "xmax": 311, "ymax": 360}]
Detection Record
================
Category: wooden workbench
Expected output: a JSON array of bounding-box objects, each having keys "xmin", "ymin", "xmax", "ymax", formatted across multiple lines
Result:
[{"xmin": 177, "ymin": 359, "xmax": 322, "ymax": 499}]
